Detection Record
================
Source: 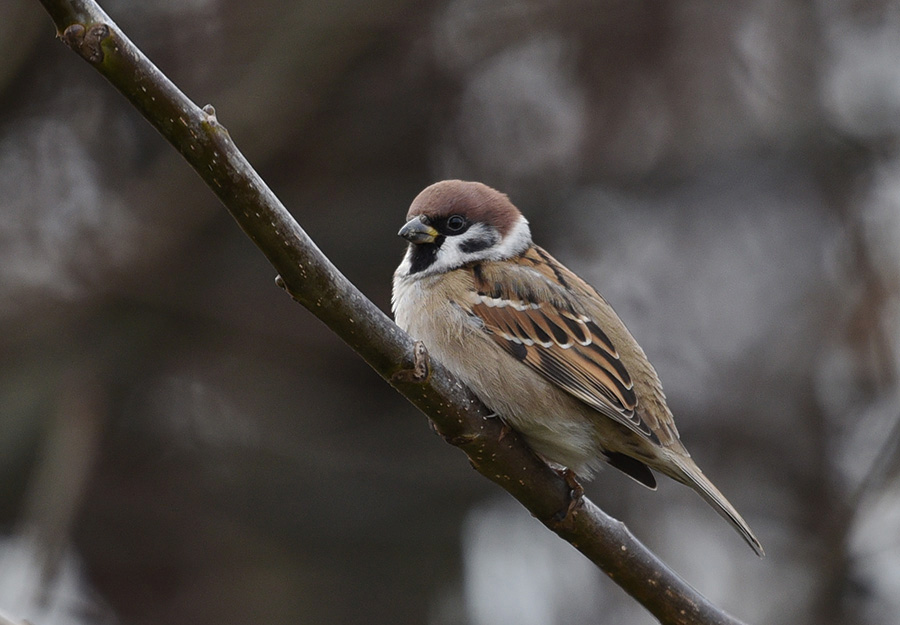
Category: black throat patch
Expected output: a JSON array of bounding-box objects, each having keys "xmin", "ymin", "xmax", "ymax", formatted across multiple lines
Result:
[{"xmin": 407, "ymin": 238, "xmax": 444, "ymax": 274}]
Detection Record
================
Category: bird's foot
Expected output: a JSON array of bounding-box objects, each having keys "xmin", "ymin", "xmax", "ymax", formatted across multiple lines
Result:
[
  {"xmin": 391, "ymin": 341, "xmax": 431, "ymax": 383},
  {"xmin": 551, "ymin": 467, "xmax": 584, "ymax": 524}
]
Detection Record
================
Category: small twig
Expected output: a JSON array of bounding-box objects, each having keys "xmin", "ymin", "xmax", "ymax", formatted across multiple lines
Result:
[{"xmin": 34, "ymin": 2, "xmax": 753, "ymax": 623}]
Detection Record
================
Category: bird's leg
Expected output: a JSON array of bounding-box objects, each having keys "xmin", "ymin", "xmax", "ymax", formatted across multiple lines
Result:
[
  {"xmin": 391, "ymin": 340, "xmax": 431, "ymax": 383},
  {"xmin": 409, "ymin": 340, "xmax": 430, "ymax": 381},
  {"xmin": 551, "ymin": 467, "xmax": 584, "ymax": 524}
]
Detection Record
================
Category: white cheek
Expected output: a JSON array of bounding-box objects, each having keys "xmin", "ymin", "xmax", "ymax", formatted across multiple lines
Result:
[
  {"xmin": 494, "ymin": 215, "xmax": 531, "ymax": 258},
  {"xmin": 394, "ymin": 247, "xmax": 414, "ymax": 280},
  {"xmin": 394, "ymin": 214, "xmax": 533, "ymax": 279},
  {"xmin": 392, "ymin": 250, "xmax": 418, "ymax": 316},
  {"xmin": 432, "ymin": 237, "xmax": 477, "ymax": 272}
]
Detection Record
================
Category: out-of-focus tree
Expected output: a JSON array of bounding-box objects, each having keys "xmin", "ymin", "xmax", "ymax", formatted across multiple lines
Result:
[{"xmin": 2, "ymin": 1, "xmax": 900, "ymax": 624}]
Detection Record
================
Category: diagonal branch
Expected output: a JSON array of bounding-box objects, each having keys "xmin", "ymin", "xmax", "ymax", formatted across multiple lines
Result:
[{"xmin": 34, "ymin": 2, "xmax": 751, "ymax": 624}]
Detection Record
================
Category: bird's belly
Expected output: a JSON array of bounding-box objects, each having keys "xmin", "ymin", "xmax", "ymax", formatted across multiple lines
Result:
[{"xmin": 394, "ymin": 279, "xmax": 603, "ymax": 475}]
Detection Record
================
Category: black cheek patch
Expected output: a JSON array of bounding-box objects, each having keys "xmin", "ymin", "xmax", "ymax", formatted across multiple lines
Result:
[{"xmin": 459, "ymin": 234, "xmax": 497, "ymax": 254}]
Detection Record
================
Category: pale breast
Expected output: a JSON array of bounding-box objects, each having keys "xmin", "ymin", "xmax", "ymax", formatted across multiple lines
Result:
[{"xmin": 392, "ymin": 269, "xmax": 604, "ymax": 475}]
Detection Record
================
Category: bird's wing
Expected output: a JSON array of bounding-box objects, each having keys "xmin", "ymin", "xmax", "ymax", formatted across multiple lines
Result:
[{"xmin": 466, "ymin": 250, "xmax": 659, "ymax": 442}]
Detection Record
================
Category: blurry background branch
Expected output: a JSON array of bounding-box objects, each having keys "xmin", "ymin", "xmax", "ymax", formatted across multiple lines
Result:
[{"xmin": 31, "ymin": 1, "xmax": 752, "ymax": 624}]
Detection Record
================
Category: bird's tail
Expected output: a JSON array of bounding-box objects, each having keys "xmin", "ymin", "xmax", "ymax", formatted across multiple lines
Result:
[{"xmin": 668, "ymin": 455, "xmax": 765, "ymax": 557}]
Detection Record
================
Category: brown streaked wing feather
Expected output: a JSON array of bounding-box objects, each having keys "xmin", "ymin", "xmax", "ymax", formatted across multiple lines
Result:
[
  {"xmin": 467, "ymin": 261, "xmax": 656, "ymax": 440},
  {"xmin": 525, "ymin": 247, "xmax": 681, "ymax": 447}
]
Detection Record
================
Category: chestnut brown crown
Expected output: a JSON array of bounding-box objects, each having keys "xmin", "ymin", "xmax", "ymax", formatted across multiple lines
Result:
[{"xmin": 406, "ymin": 180, "xmax": 522, "ymax": 239}]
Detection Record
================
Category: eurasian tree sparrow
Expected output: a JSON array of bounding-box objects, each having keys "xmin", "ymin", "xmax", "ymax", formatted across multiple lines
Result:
[{"xmin": 392, "ymin": 180, "xmax": 763, "ymax": 556}]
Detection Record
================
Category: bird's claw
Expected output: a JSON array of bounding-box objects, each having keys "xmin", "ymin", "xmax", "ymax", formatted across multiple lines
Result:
[
  {"xmin": 551, "ymin": 467, "xmax": 584, "ymax": 525},
  {"xmin": 391, "ymin": 341, "xmax": 431, "ymax": 383}
]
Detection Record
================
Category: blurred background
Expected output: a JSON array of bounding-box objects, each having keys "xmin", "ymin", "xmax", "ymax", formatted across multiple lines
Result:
[{"xmin": 2, "ymin": 0, "xmax": 900, "ymax": 623}]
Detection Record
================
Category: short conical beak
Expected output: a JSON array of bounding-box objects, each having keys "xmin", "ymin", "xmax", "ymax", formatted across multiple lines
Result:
[{"xmin": 398, "ymin": 215, "xmax": 439, "ymax": 244}]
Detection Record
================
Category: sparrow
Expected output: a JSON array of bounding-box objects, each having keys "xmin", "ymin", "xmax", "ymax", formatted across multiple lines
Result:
[{"xmin": 392, "ymin": 179, "xmax": 764, "ymax": 556}]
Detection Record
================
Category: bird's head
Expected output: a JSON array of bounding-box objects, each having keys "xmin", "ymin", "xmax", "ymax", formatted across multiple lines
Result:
[{"xmin": 396, "ymin": 180, "xmax": 532, "ymax": 277}]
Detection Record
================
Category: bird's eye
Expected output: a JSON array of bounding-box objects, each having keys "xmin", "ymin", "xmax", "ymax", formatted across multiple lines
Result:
[{"xmin": 446, "ymin": 215, "xmax": 466, "ymax": 232}]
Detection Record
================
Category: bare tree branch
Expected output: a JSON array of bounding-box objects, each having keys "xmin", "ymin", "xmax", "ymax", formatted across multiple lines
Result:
[{"xmin": 34, "ymin": 1, "xmax": 752, "ymax": 623}]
